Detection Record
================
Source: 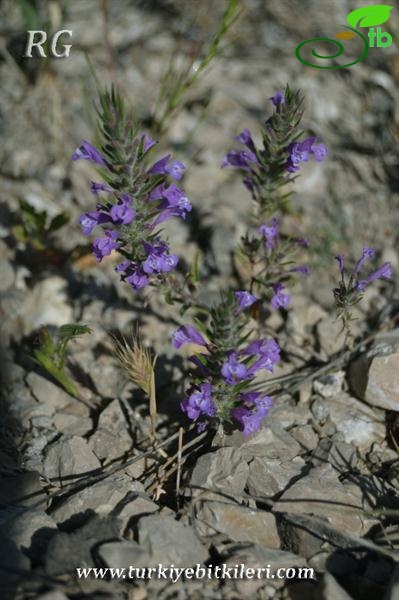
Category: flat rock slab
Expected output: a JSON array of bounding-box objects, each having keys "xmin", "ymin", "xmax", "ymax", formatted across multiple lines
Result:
[
  {"xmin": 195, "ymin": 500, "xmax": 280, "ymax": 548},
  {"xmin": 247, "ymin": 456, "xmax": 306, "ymax": 498},
  {"xmin": 312, "ymin": 393, "xmax": 385, "ymax": 449},
  {"xmin": 43, "ymin": 435, "xmax": 100, "ymax": 484},
  {"xmin": 189, "ymin": 447, "xmax": 249, "ymax": 498},
  {"xmin": 214, "ymin": 423, "xmax": 301, "ymax": 461},
  {"xmin": 349, "ymin": 349, "xmax": 399, "ymax": 411},
  {"xmin": 138, "ymin": 514, "xmax": 208, "ymax": 566},
  {"xmin": 273, "ymin": 463, "xmax": 377, "ymax": 536}
]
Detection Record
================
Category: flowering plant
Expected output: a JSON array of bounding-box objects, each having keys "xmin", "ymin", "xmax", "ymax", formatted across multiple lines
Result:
[
  {"xmin": 73, "ymin": 88, "xmax": 191, "ymax": 291},
  {"xmin": 172, "ymin": 291, "xmax": 279, "ymax": 435}
]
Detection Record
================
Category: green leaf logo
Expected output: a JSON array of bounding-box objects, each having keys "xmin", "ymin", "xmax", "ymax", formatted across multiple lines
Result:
[{"xmin": 347, "ymin": 4, "xmax": 393, "ymax": 28}]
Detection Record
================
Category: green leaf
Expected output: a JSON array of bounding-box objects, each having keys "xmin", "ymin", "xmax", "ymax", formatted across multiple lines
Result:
[
  {"xmin": 347, "ymin": 5, "xmax": 393, "ymax": 28},
  {"xmin": 58, "ymin": 324, "xmax": 92, "ymax": 341},
  {"xmin": 49, "ymin": 212, "xmax": 70, "ymax": 232},
  {"xmin": 190, "ymin": 252, "xmax": 201, "ymax": 285},
  {"xmin": 33, "ymin": 349, "xmax": 79, "ymax": 398}
]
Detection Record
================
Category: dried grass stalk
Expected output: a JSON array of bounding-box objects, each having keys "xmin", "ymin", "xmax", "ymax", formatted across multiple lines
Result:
[{"xmin": 112, "ymin": 331, "xmax": 158, "ymax": 440}]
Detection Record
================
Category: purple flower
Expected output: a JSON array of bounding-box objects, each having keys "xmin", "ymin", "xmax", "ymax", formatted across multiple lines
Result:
[
  {"xmin": 221, "ymin": 150, "xmax": 258, "ymax": 170},
  {"xmin": 79, "ymin": 209, "xmax": 110, "ymax": 235},
  {"xmin": 181, "ymin": 383, "xmax": 216, "ymax": 421},
  {"xmin": 235, "ymin": 291, "xmax": 258, "ymax": 313},
  {"xmin": 258, "ymin": 218, "xmax": 279, "ymax": 250},
  {"xmin": 270, "ymin": 283, "xmax": 291, "ymax": 310},
  {"xmin": 244, "ymin": 339, "xmax": 280, "ymax": 373},
  {"xmin": 172, "ymin": 326, "xmax": 207, "ymax": 349},
  {"xmin": 232, "ymin": 406, "xmax": 266, "ymax": 436},
  {"xmin": 115, "ymin": 259, "xmax": 132, "ymax": 273},
  {"xmin": 285, "ymin": 137, "xmax": 327, "ymax": 173},
  {"xmin": 356, "ymin": 262, "xmax": 393, "ymax": 291},
  {"xmin": 353, "ymin": 246, "xmax": 375, "ymax": 276},
  {"xmin": 148, "ymin": 155, "xmax": 185, "ymax": 180},
  {"xmin": 90, "ymin": 181, "xmax": 112, "ymax": 195},
  {"xmin": 126, "ymin": 268, "xmax": 148, "ymax": 290},
  {"xmin": 290, "ymin": 264, "xmax": 310, "ymax": 277},
  {"xmin": 312, "ymin": 143, "xmax": 328, "ymax": 162},
  {"xmin": 72, "ymin": 141, "xmax": 107, "ymax": 166},
  {"xmin": 141, "ymin": 133, "xmax": 158, "ymax": 154},
  {"xmin": 221, "ymin": 352, "xmax": 249, "ymax": 385},
  {"xmin": 92, "ymin": 230, "xmax": 120, "ymax": 262},
  {"xmin": 270, "ymin": 90, "xmax": 285, "ymax": 108},
  {"xmin": 335, "ymin": 254, "xmax": 345, "ymax": 274},
  {"xmin": 235, "ymin": 128, "xmax": 257, "ymax": 155},
  {"xmin": 296, "ymin": 238, "xmax": 310, "ymax": 248},
  {"xmin": 110, "ymin": 194, "xmax": 136, "ymax": 225},
  {"xmin": 142, "ymin": 241, "xmax": 179, "ymax": 274},
  {"xmin": 152, "ymin": 184, "xmax": 192, "ymax": 225}
]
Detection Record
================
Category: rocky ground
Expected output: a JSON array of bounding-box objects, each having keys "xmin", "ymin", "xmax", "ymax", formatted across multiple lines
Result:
[{"xmin": 1, "ymin": 0, "xmax": 399, "ymax": 599}]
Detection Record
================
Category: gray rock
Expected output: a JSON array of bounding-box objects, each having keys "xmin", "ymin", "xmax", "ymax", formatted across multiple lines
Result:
[
  {"xmin": 312, "ymin": 393, "xmax": 385, "ymax": 449},
  {"xmin": 51, "ymin": 475, "xmax": 144, "ymax": 526},
  {"xmin": 189, "ymin": 447, "xmax": 249, "ymax": 498},
  {"xmin": 26, "ymin": 372, "xmax": 73, "ymax": 414},
  {"xmin": 290, "ymin": 425, "xmax": 319, "ymax": 451},
  {"xmin": 0, "ymin": 533, "xmax": 30, "ymax": 590},
  {"xmin": 216, "ymin": 423, "xmax": 301, "ymax": 461},
  {"xmin": 0, "ymin": 259, "xmax": 15, "ymax": 292},
  {"xmin": 320, "ymin": 573, "xmax": 353, "ymax": 600},
  {"xmin": 21, "ymin": 276, "xmax": 73, "ymax": 335},
  {"xmin": 98, "ymin": 539, "xmax": 146, "ymax": 569},
  {"xmin": 44, "ymin": 516, "xmax": 121, "ymax": 576},
  {"xmin": 195, "ymin": 500, "xmax": 280, "ymax": 548},
  {"xmin": 0, "ymin": 508, "xmax": 57, "ymax": 560},
  {"xmin": 267, "ymin": 400, "xmax": 312, "ymax": 429},
  {"xmin": 89, "ymin": 399, "xmax": 133, "ymax": 462},
  {"xmin": 273, "ymin": 464, "xmax": 377, "ymax": 536},
  {"xmin": 0, "ymin": 471, "xmax": 47, "ymax": 508},
  {"xmin": 247, "ymin": 456, "xmax": 306, "ymax": 498},
  {"xmin": 43, "ymin": 436, "xmax": 101, "ymax": 484},
  {"xmin": 138, "ymin": 514, "xmax": 208, "ymax": 566},
  {"xmin": 313, "ymin": 371, "xmax": 346, "ymax": 398},
  {"xmin": 224, "ymin": 544, "xmax": 309, "ymax": 596},
  {"xmin": 349, "ymin": 349, "xmax": 399, "ymax": 411},
  {"xmin": 73, "ymin": 350, "xmax": 124, "ymax": 399},
  {"xmin": 385, "ymin": 563, "xmax": 399, "ymax": 600}
]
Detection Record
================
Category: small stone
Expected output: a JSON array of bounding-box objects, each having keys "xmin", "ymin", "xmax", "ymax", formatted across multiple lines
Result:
[
  {"xmin": 349, "ymin": 349, "xmax": 399, "ymax": 411},
  {"xmin": 44, "ymin": 515, "xmax": 120, "ymax": 576},
  {"xmin": 0, "ymin": 508, "xmax": 57, "ymax": 560},
  {"xmin": 0, "ymin": 259, "xmax": 15, "ymax": 292},
  {"xmin": 21, "ymin": 276, "xmax": 73, "ymax": 335},
  {"xmin": 216, "ymin": 423, "xmax": 301, "ymax": 462},
  {"xmin": 89, "ymin": 399, "xmax": 133, "ymax": 462},
  {"xmin": 320, "ymin": 572, "xmax": 353, "ymax": 599},
  {"xmin": 98, "ymin": 540, "xmax": 146, "ymax": 569},
  {"xmin": 311, "ymin": 393, "xmax": 385, "ymax": 449},
  {"xmin": 51, "ymin": 475, "xmax": 144, "ymax": 527},
  {"xmin": 138, "ymin": 514, "xmax": 208, "ymax": 566},
  {"xmin": 43, "ymin": 436, "xmax": 100, "ymax": 484},
  {"xmin": 247, "ymin": 456, "xmax": 306, "ymax": 498},
  {"xmin": 26, "ymin": 372, "xmax": 73, "ymax": 414},
  {"xmin": 189, "ymin": 447, "xmax": 249, "ymax": 498},
  {"xmin": 273, "ymin": 463, "xmax": 377, "ymax": 536},
  {"xmin": 224, "ymin": 544, "xmax": 309, "ymax": 596},
  {"xmin": 290, "ymin": 425, "xmax": 319, "ymax": 451},
  {"xmin": 0, "ymin": 472, "xmax": 46, "ymax": 508},
  {"xmin": 313, "ymin": 370, "xmax": 345, "ymax": 398},
  {"xmin": 196, "ymin": 501, "xmax": 280, "ymax": 548}
]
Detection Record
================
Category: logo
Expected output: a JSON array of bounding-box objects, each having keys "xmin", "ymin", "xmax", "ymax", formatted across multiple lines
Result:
[
  {"xmin": 296, "ymin": 4, "xmax": 393, "ymax": 69},
  {"xmin": 24, "ymin": 30, "xmax": 73, "ymax": 58}
]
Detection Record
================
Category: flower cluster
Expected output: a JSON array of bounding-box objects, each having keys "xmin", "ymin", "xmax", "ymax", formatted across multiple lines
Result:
[
  {"xmin": 241, "ymin": 216, "xmax": 310, "ymax": 311},
  {"xmin": 333, "ymin": 246, "xmax": 393, "ymax": 331},
  {"xmin": 72, "ymin": 91, "xmax": 191, "ymax": 291},
  {"xmin": 221, "ymin": 87, "xmax": 327, "ymax": 215},
  {"xmin": 172, "ymin": 292, "xmax": 280, "ymax": 435}
]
